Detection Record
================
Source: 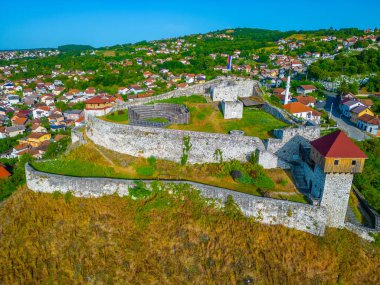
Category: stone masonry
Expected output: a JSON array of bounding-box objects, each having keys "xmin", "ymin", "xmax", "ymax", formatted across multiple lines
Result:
[
  {"xmin": 25, "ymin": 163, "xmax": 327, "ymax": 236},
  {"xmin": 86, "ymin": 116, "xmax": 265, "ymax": 164}
]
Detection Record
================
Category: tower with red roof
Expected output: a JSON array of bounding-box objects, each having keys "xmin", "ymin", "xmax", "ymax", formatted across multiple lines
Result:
[{"xmin": 306, "ymin": 130, "xmax": 367, "ymax": 227}]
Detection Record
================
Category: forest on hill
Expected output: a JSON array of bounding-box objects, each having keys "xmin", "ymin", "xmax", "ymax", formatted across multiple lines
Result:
[{"xmin": 0, "ymin": 185, "xmax": 379, "ymax": 284}]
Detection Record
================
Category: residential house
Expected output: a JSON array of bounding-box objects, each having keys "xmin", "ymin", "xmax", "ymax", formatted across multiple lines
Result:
[
  {"xmin": 295, "ymin": 95, "xmax": 317, "ymax": 107},
  {"xmin": 32, "ymin": 106, "xmax": 50, "ymax": 119},
  {"xmin": 296, "ymin": 85, "xmax": 317, "ymax": 95},
  {"xmin": 284, "ymin": 102, "xmax": 321, "ymax": 124},
  {"xmin": 6, "ymin": 95, "xmax": 20, "ymax": 105},
  {"xmin": 84, "ymin": 96, "xmax": 115, "ymax": 117},
  {"xmin": 12, "ymin": 116, "xmax": 29, "ymax": 126},
  {"xmin": 339, "ymin": 100, "xmax": 365, "ymax": 118},
  {"xmin": 5, "ymin": 125, "xmax": 25, "ymax": 137},
  {"xmin": 26, "ymin": 132, "xmax": 51, "ymax": 147},
  {"xmin": 129, "ymin": 85, "xmax": 144, "ymax": 94},
  {"xmin": 118, "ymin": 87, "xmax": 129, "ymax": 95},
  {"xmin": 357, "ymin": 114, "xmax": 380, "ymax": 137},
  {"xmin": 349, "ymin": 106, "xmax": 374, "ymax": 123},
  {"xmin": 31, "ymin": 124, "xmax": 47, "ymax": 133},
  {"xmin": 63, "ymin": 109, "xmax": 84, "ymax": 121}
]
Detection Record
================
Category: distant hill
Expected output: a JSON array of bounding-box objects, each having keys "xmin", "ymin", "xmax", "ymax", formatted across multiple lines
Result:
[{"xmin": 58, "ymin": 44, "xmax": 94, "ymax": 52}]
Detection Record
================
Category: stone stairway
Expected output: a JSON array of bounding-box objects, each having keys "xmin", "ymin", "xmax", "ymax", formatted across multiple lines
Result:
[{"xmin": 291, "ymin": 163, "xmax": 309, "ymax": 194}]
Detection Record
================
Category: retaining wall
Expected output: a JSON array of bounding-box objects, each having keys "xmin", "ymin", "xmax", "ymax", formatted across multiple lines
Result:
[{"xmin": 25, "ymin": 163, "xmax": 327, "ymax": 236}]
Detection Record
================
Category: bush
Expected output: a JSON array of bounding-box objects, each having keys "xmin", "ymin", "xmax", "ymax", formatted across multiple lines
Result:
[
  {"xmin": 254, "ymin": 174, "xmax": 275, "ymax": 190},
  {"xmin": 230, "ymin": 170, "xmax": 242, "ymax": 180},
  {"xmin": 148, "ymin": 156, "xmax": 157, "ymax": 167},
  {"xmin": 136, "ymin": 166, "xmax": 154, "ymax": 177},
  {"xmin": 129, "ymin": 181, "xmax": 151, "ymax": 199},
  {"xmin": 236, "ymin": 173, "xmax": 253, "ymax": 185}
]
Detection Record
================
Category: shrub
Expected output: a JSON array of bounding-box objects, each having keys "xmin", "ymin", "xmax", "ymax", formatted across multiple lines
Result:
[
  {"xmin": 129, "ymin": 181, "xmax": 151, "ymax": 199},
  {"xmin": 279, "ymin": 178, "xmax": 288, "ymax": 186},
  {"xmin": 148, "ymin": 156, "xmax": 157, "ymax": 167},
  {"xmin": 136, "ymin": 166, "xmax": 154, "ymax": 176},
  {"xmin": 230, "ymin": 170, "xmax": 242, "ymax": 180},
  {"xmin": 236, "ymin": 173, "xmax": 253, "ymax": 185},
  {"xmin": 254, "ymin": 174, "xmax": 275, "ymax": 190}
]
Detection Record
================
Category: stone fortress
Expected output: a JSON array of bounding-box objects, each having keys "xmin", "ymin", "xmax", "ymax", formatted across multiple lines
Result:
[
  {"xmin": 28, "ymin": 77, "xmax": 380, "ymax": 241},
  {"xmin": 128, "ymin": 103, "xmax": 190, "ymax": 128}
]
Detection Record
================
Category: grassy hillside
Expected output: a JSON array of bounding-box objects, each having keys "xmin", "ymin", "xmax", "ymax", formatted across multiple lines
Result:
[{"xmin": 0, "ymin": 186, "xmax": 379, "ymax": 284}]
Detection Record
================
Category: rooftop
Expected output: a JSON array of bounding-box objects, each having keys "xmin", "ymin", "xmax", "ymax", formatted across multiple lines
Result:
[{"xmin": 310, "ymin": 130, "xmax": 368, "ymax": 159}]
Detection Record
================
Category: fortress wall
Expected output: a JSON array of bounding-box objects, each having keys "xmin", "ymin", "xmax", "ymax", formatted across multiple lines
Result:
[
  {"xmin": 265, "ymin": 126, "xmax": 320, "ymax": 163},
  {"xmin": 25, "ymin": 163, "xmax": 327, "ymax": 236},
  {"xmin": 262, "ymin": 102, "xmax": 295, "ymax": 125},
  {"xmin": 211, "ymin": 80, "xmax": 255, "ymax": 101},
  {"xmin": 86, "ymin": 116, "xmax": 265, "ymax": 164},
  {"xmin": 114, "ymin": 77, "xmax": 255, "ymax": 110}
]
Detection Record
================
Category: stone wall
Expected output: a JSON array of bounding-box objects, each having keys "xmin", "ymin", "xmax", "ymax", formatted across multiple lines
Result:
[
  {"xmin": 114, "ymin": 77, "xmax": 256, "ymax": 110},
  {"xmin": 262, "ymin": 102, "xmax": 295, "ymax": 125},
  {"xmin": 25, "ymin": 163, "xmax": 327, "ymax": 236},
  {"xmin": 70, "ymin": 126, "xmax": 85, "ymax": 146},
  {"xmin": 345, "ymin": 222, "xmax": 378, "ymax": 242},
  {"xmin": 221, "ymin": 100, "xmax": 243, "ymax": 119},
  {"xmin": 86, "ymin": 116, "xmax": 265, "ymax": 164},
  {"xmin": 265, "ymin": 126, "xmax": 320, "ymax": 163},
  {"xmin": 211, "ymin": 80, "xmax": 254, "ymax": 101},
  {"xmin": 320, "ymin": 173, "xmax": 353, "ymax": 228}
]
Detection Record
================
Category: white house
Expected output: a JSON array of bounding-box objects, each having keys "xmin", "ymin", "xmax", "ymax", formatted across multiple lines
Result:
[
  {"xmin": 6, "ymin": 95, "xmax": 20, "ymax": 105},
  {"xmin": 284, "ymin": 102, "xmax": 321, "ymax": 124},
  {"xmin": 32, "ymin": 106, "xmax": 50, "ymax": 119},
  {"xmin": 296, "ymin": 85, "xmax": 317, "ymax": 95}
]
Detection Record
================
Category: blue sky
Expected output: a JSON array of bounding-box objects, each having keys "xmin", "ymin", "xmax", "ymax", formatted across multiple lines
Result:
[{"xmin": 1, "ymin": 0, "xmax": 379, "ymax": 50}]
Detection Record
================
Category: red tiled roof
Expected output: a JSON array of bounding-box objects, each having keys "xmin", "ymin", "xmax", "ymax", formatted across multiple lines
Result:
[
  {"xmin": 299, "ymin": 85, "xmax": 316, "ymax": 90},
  {"xmin": 296, "ymin": 95, "xmax": 316, "ymax": 105},
  {"xmin": 310, "ymin": 130, "xmax": 368, "ymax": 159},
  {"xmin": 0, "ymin": 166, "xmax": 11, "ymax": 178},
  {"xmin": 284, "ymin": 102, "xmax": 313, "ymax": 114},
  {"xmin": 85, "ymin": 96, "xmax": 113, "ymax": 104}
]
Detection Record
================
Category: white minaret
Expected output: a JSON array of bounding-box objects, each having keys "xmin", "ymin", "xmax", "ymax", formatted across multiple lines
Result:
[{"xmin": 284, "ymin": 74, "xmax": 291, "ymax": 105}]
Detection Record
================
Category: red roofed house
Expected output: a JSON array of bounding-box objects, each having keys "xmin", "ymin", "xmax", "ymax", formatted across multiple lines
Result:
[
  {"xmin": 302, "ymin": 130, "xmax": 367, "ymax": 227},
  {"xmin": 295, "ymin": 95, "xmax": 317, "ymax": 107},
  {"xmin": 296, "ymin": 85, "xmax": 317, "ymax": 95},
  {"xmin": 84, "ymin": 96, "xmax": 115, "ymax": 118},
  {"xmin": 284, "ymin": 102, "xmax": 321, "ymax": 123}
]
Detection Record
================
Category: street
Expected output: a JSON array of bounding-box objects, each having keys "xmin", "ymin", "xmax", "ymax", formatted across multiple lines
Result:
[{"xmin": 324, "ymin": 95, "xmax": 369, "ymax": 141}]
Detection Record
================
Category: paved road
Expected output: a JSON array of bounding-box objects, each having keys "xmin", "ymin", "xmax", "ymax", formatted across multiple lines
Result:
[{"xmin": 324, "ymin": 96, "xmax": 369, "ymax": 141}]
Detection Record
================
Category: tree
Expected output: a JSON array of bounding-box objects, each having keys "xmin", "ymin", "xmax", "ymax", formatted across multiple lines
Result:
[{"xmin": 338, "ymin": 80, "xmax": 350, "ymax": 94}]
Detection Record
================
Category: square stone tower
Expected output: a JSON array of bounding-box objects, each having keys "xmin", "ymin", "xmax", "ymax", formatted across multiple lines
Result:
[
  {"xmin": 221, "ymin": 100, "xmax": 243, "ymax": 119},
  {"xmin": 308, "ymin": 130, "xmax": 367, "ymax": 227}
]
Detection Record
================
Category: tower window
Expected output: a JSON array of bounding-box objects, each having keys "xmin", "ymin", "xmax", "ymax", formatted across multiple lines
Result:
[
  {"xmin": 352, "ymin": 160, "xmax": 357, "ymax": 165},
  {"xmin": 334, "ymin": 160, "xmax": 339, "ymax": 165}
]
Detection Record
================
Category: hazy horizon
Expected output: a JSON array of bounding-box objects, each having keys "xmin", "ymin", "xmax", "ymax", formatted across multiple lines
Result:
[{"xmin": 1, "ymin": 0, "xmax": 379, "ymax": 50}]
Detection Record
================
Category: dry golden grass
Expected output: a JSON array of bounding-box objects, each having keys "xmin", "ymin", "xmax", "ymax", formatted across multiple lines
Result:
[
  {"xmin": 103, "ymin": 50, "xmax": 116, "ymax": 57},
  {"xmin": 285, "ymin": 34, "xmax": 307, "ymax": 40},
  {"xmin": 0, "ymin": 186, "xmax": 379, "ymax": 284}
]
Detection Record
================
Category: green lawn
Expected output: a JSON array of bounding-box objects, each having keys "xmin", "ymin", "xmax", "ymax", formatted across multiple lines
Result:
[
  {"xmin": 145, "ymin": 118, "xmax": 169, "ymax": 123},
  {"xmin": 101, "ymin": 110, "xmax": 129, "ymax": 123},
  {"xmin": 169, "ymin": 104, "xmax": 288, "ymax": 138},
  {"xmin": 101, "ymin": 95, "xmax": 288, "ymax": 139}
]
